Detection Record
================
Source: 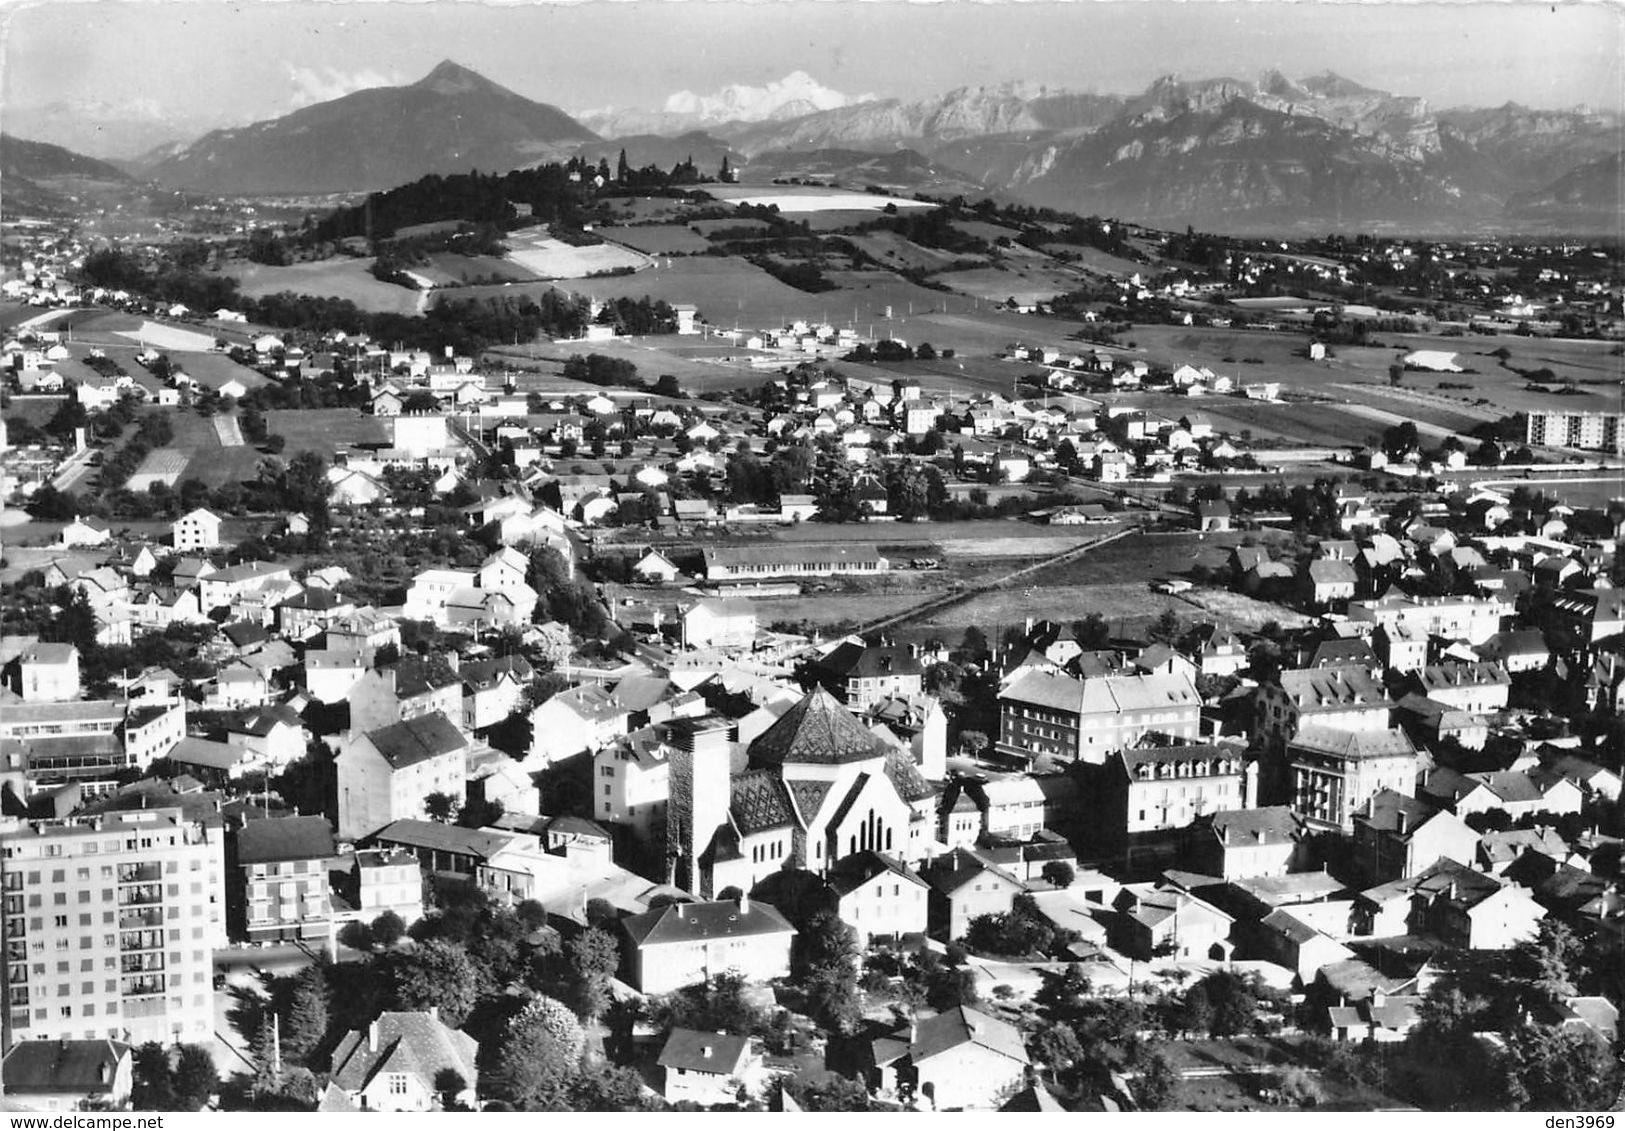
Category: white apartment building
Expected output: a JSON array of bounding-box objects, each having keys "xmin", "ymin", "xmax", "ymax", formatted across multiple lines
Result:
[{"xmin": 0, "ymin": 808, "xmax": 224, "ymax": 1046}]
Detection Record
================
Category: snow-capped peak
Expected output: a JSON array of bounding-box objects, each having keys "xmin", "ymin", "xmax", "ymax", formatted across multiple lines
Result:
[{"xmin": 662, "ymin": 71, "xmax": 872, "ymax": 123}]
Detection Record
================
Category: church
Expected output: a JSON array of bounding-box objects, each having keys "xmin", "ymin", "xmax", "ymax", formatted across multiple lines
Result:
[{"xmin": 665, "ymin": 686, "xmax": 939, "ymax": 898}]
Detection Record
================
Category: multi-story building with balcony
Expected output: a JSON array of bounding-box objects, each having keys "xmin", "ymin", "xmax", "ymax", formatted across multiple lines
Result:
[{"xmin": 0, "ymin": 808, "xmax": 222, "ymax": 1046}]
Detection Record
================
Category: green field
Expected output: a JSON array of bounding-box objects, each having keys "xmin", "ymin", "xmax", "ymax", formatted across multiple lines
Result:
[
  {"xmin": 419, "ymin": 253, "xmax": 538, "ymax": 286},
  {"xmin": 601, "ymin": 225, "xmax": 712, "ymax": 255},
  {"xmin": 462, "ymin": 257, "xmax": 830, "ymax": 330},
  {"xmin": 934, "ymin": 261, "xmax": 1089, "ymax": 305},
  {"xmin": 847, "ymin": 231, "xmax": 989, "ymax": 274},
  {"xmin": 265, "ymin": 408, "xmax": 390, "ymax": 457},
  {"xmin": 225, "ymin": 258, "xmax": 423, "ymax": 316}
]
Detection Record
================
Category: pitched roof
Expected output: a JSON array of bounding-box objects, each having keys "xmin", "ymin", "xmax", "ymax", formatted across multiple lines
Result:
[
  {"xmin": 1204, "ymin": 806, "xmax": 1306, "ymax": 847},
  {"xmin": 905, "ymin": 1005, "xmax": 1028, "ymax": 1066},
  {"xmin": 329, "ymin": 1011, "xmax": 478, "ymax": 1096},
  {"xmin": 363, "ymin": 712, "xmax": 467, "ymax": 769},
  {"xmin": 1, "ymin": 1039, "xmax": 130, "ymax": 1095},
  {"xmin": 372, "ymin": 819, "xmax": 513, "ymax": 862},
  {"xmin": 924, "ymin": 848, "xmax": 1025, "ymax": 897},
  {"xmin": 622, "ymin": 898, "xmax": 796, "ymax": 948},
  {"xmin": 657, "ymin": 1028, "xmax": 752, "ymax": 1075},
  {"xmin": 884, "ymin": 748, "xmax": 934, "ymax": 801},
  {"xmin": 237, "ymin": 815, "xmax": 336, "ymax": 865},
  {"xmin": 1289, "ymin": 726, "xmax": 1416, "ymax": 762},
  {"xmin": 1279, "ymin": 666, "xmax": 1392, "ymax": 711},
  {"xmin": 827, "ymin": 850, "xmax": 928, "ymax": 897},
  {"xmin": 730, "ymin": 771, "xmax": 797, "ymax": 835},
  {"xmin": 748, "ymin": 686, "xmax": 891, "ymax": 767}
]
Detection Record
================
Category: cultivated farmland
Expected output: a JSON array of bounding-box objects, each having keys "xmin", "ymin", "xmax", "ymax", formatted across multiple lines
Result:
[
  {"xmin": 504, "ymin": 233, "xmax": 650, "ymax": 279},
  {"xmin": 702, "ymin": 185, "xmax": 936, "ymax": 213}
]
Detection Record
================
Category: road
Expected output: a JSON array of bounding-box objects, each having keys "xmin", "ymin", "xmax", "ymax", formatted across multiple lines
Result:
[{"xmin": 48, "ymin": 447, "xmax": 97, "ymax": 493}]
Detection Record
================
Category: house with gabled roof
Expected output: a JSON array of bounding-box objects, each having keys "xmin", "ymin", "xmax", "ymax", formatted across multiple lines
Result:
[
  {"xmin": 620, "ymin": 896, "xmax": 796, "ymax": 993},
  {"xmin": 828, "ymin": 850, "xmax": 929, "ymax": 944},
  {"xmin": 336, "ymin": 712, "xmax": 469, "ymax": 839},
  {"xmin": 0, "ymin": 1039, "xmax": 132, "ymax": 1112},
  {"xmin": 1351, "ymin": 789, "xmax": 1479, "ymax": 884},
  {"xmin": 658, "ymin": 1028, "xmax": 763, "ymax": 1107},
  {"xmin": 526, "ymin": 682, "xmax": 631, "ymax": 766},
  {"xmin": 870, "ymin": 1005, "xmax": 1030, "ymax": 1110},
  {"xmin": 327, "ymin": 1010, "xmax": 478, "ymax": 1112},
  {"xmin": 171, "ymin": 507, "xmax": 223, "ymax": 552},
  {"xmin": 921, "ymin": 847, "xmax": 1026, "ymax": 941},
  {"xmin": 1111, "ymin": 882, "xmax": 1234, "ymax": 961},
  {"xmin": 1190, "ymin": 806, "xmax": 1309, "ymax": 879}
]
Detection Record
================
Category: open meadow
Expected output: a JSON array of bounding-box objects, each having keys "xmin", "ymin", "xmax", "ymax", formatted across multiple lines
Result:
[
  {"xmin": 418, "ymin": 252, "xmax": 538, "ymax": 286},
  {"xmin": 264, "ymin": 408, "xmax": 390, "ymax": 457},
  {"xmin": 225, "ymin": 258, "xmax": 423, "ymax": 316},
  {"xmin": 599, "ymin": 225, "xmax": 712, "ymax": 255}
]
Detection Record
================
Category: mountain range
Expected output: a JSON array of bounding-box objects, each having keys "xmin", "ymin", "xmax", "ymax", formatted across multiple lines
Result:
[
  {"xmin": 32, "ymin": 61, "xmax": 1621, "ymax": 232},
  {"xmin": 0, "ymin": 134, "xmax": 131, "ymax": 215}
]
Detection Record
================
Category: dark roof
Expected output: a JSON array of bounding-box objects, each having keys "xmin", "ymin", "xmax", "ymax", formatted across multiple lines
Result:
[
  {"xmin": 1353, "ymin": 790, "xmax": 1442, "ymax": 838},
  {"xmin": 394, "ymin": 655, "xmax": 462, "ymax": 698},
  {"xmin": 364, "ymin": 712, "xmax": 466, "ymax": 769},
  {"xmin": 230, "ymin": 703, "xmax": 302, "ymax": 737},
  {"xmin": 622, "ymin": 898, "xmax": 795, "ymax": 948},
  {"xmin": 904, "ymin": 1005, "xmax": 1028, "ymax": 1066},
  {"xmin": 237, "ymin": 815, "xmax": 336, "ymax": 865},
  {"xmin": 460, "ymin": 654, "xmax": 534, "ymax": 691},
  {"xmin": 657, "ymin": 1028, "xmax": 751, "ymax": 1074},
  {"xmin": 924, "ymin": 848, "xmax": 1025, "ymax": 897},
  {"xmin": 827, "ymin": 851, "xmax": 927, "ymax": 897},
  {"xmin": 749, "ymin": 686, "xmax": 891, "ymax": 767},
  {"xmin": 786, "ymin": 779, "xmax": 835, "ymax": 823},
  {"xmin": 1203, "ymin": 806, "xmax": 1306, "ymax": 846},
  {"xmin": 1, "ymin": 1040, "xmax": 130, "ymax": 1095},
  {"xmin": 885, "ymin": 749, "xmax": 934, "ymax": 802},
  {"xmin": 730, "ymin": 771, "xmax": 797, "ymax": 835},
  {"xmin": 329, "ymin": 1012, "xmax": 478, "ymax": 1095},
  {"xmin": 223, "ymin": 621, "xmax": 270, "ymax": 648},
  {"xmin": 372, "ymin": 819, "xmax": 512, "ymax": 862}
]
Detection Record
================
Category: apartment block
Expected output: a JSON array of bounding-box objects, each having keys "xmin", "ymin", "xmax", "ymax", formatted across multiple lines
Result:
[{"xmin": 0, "ymin": 808, "xmax": 222, "ymax": 1046}]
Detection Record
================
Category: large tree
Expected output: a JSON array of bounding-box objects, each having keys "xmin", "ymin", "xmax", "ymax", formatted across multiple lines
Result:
[
  {"xmin": 564, "ymin": 927, "xmax": 620, "ymax": 1021},
  {"xmin": 486, "ymin": 995, "xmax": 584, "ymax": 1108},
  {"xmin": 277, "ymin": 965, "xmax": 329, "ymax": 1067},
  {"xmin": 385, "ymin": 939, "xmax": 480, "ymax": 1027}
]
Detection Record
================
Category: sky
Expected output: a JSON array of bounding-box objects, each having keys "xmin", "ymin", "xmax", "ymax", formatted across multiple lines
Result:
[{"xmin": 2, "ymin": 0, "xmax": 1620, "ymax": 128}]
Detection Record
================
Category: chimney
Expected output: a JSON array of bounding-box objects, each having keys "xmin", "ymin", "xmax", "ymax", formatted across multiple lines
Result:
[
  {"xmin": 677, "ymin": 903, "xmax": 686, "ymax": 919},
  {"xmin": 738, "ymin": 893, "xmax": 750, "ymax": 915},
  {"xmin": 702, "ymin": 1044, "xmax": 713, "ymax": 1059},
  {"xmin": 368, "ymin": 1018, "xmax": 381, "ymax": 1052},
  {"xmin": 1396, "ymin": 809, "xmax": 1409, "ymax": 836}
]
